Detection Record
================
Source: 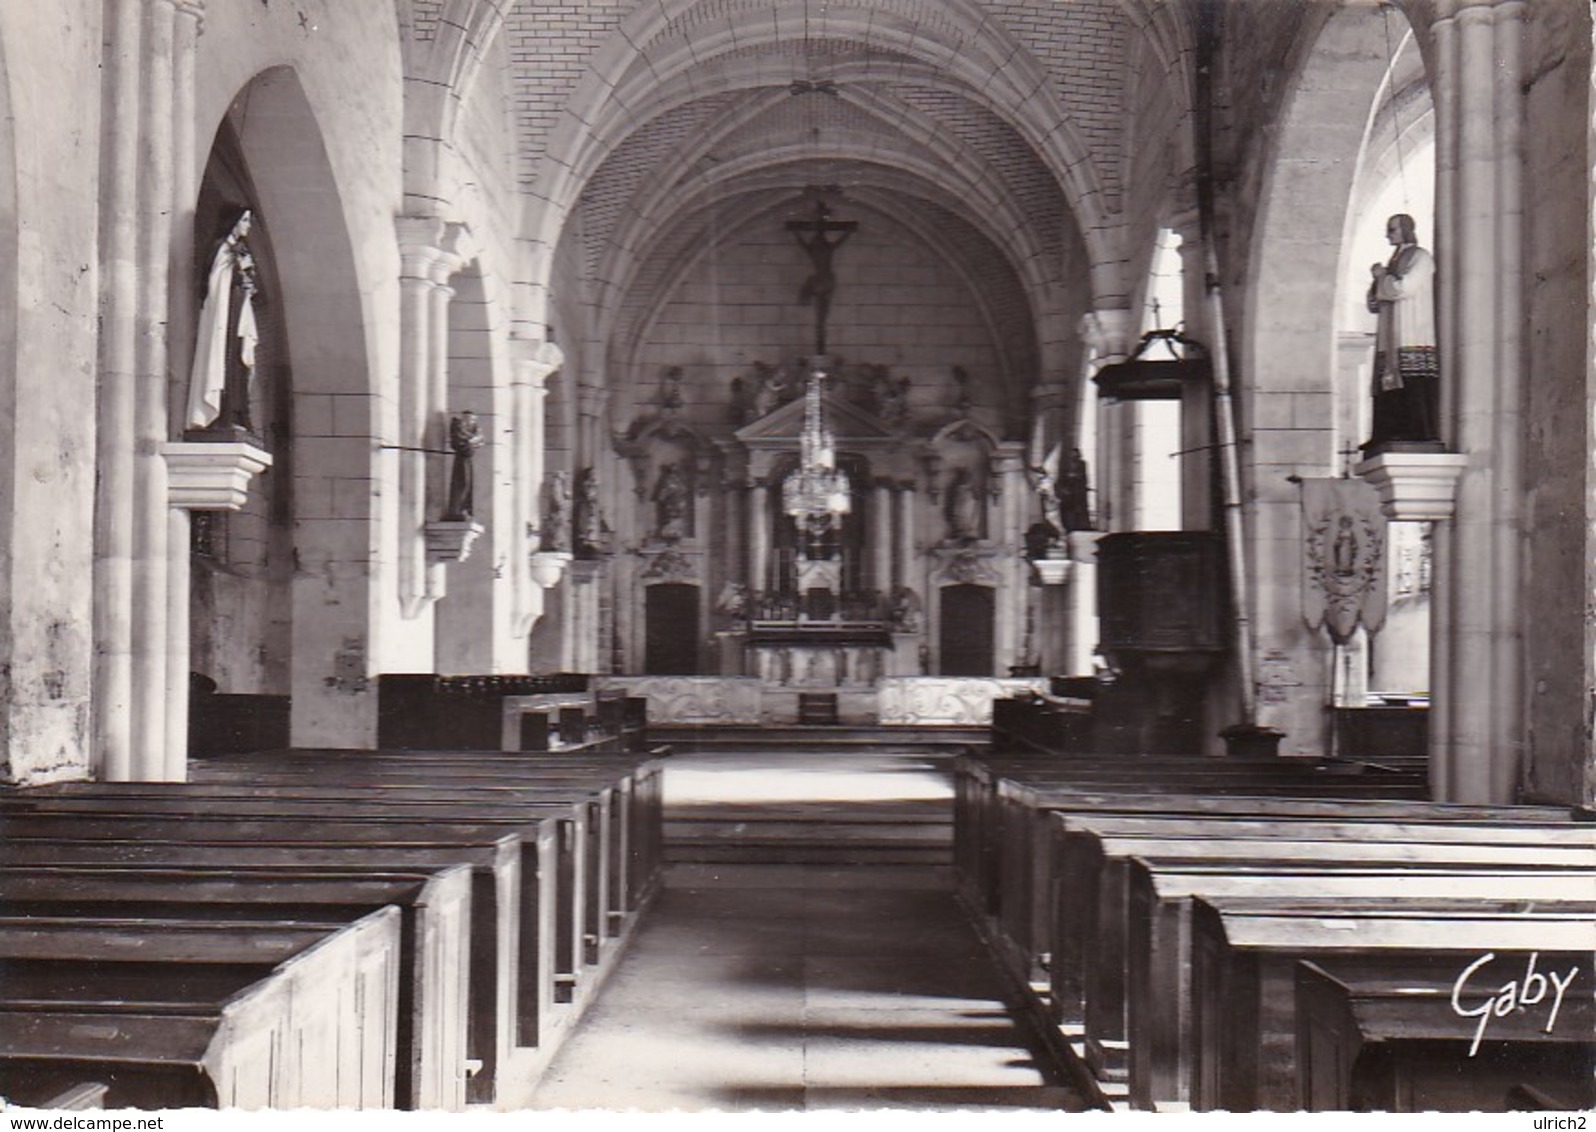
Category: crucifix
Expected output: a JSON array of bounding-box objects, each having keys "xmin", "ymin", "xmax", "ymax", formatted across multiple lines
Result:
[{"xmin": 786, "ymin": 199, "xmax": 857, "ymax": 355}]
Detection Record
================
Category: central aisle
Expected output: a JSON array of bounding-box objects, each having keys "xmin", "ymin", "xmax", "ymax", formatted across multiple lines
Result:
[{"xmin": 528, "ymin": 747, "xmax": 1087, "ymax": 1112}]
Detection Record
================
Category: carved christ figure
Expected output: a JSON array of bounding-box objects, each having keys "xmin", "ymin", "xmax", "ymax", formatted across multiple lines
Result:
[
  {"xmin": 187, "ymin": 210, "xmax": 260, "ymax": 433},
  {"xmin": 787, "ymin": 200, "xmax": 857, "ymax": 355}
]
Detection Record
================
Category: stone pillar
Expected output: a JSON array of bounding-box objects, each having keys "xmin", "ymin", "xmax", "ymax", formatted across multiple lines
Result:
[
  {"xmin": 1075, "ymin": 312, "xmax": 1133, "ymax": 672},
  {"xmin": 995, "ymin": 451, "xmax": 1027, "ymax": 669},
  {"xmin": 514, "ymin": 342, "xmax": 562, "ymax": 637},
  {"xmin": 996, "ymin": 452, "xmax": 1026, "ymax": 547},
  {"xmin": 395, "ymin": 218, "xmax": 449, "ymax": 619},
  {"xmin": 577, "ymin": 384, "xmax": 608, "ymax": 471},
  {"xmin": 895, "ymin": 481, "xmax": 916, "ymax": 589},
  {"xmin": 95, "ymin": 0, "xmax": 143, "ymax": 781},
  {"xmin": 162, "ymin": 0, "xmax": 204, "ymax": 780},
  {"xmin": 871, "ymin": 479, "xmax": 893, "ymax": 594},
  {"xmin": 1429, "ymin": 0, "xmax": 1527, "ymax": 803},
  {"xmin": 422, "ymin": 227, "xmax": 469, "ymax": 611},
  {"xmin": 130, "ymin": 0, "xmax": 179, "ymax": 780},
  {"xmin": 1174, "ymin": 214, "xmax": 1214, "ymax": 531},
  {"xmin": 1082, "ymin": 310, "xmax": 1135, "ymax": 532},
  {"xmin": 749, "ymin": 480, "xmax": 770, "ymax": 594}
]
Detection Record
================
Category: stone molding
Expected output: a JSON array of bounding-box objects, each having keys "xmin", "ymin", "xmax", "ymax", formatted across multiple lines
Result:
[
  {"xmin": 424, "ymin": 519, "xmax": 484, "ymax": 563},
  {"xmin": 162, "ymin": 441, "xmax": 273, "ymax": 510},
  {"xmin": 1354, "ymin": 452, "xmax": 1469, "ymax": 522}
]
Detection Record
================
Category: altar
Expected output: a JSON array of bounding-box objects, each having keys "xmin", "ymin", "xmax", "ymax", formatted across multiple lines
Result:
[{"xmin": 598, "ymin": 673, "xmax": 1048, "ymax": 726}]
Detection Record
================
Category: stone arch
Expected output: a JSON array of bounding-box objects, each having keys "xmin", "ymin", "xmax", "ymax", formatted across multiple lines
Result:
[
  {"xmin": 518, "ymin": 0, "xmax": 1118, "ymax": 333},
  {"xmin": 1243, "ymin": 4, "xmax": 1425, "ymax": 453},
  {"xmin": 401, "ymin": 0, "xmax": 512, "ymax": 217},
  {"xmin": 1239, "ymin": 3, "xmax": 1431, "ymax": 751},
  {"xmin": 217, "ymin": 67, "xmax": 380, "ymax": 747},
  {"xmin": 611, "ymin": 190, "xmax": 1033, "ymax": 431}
]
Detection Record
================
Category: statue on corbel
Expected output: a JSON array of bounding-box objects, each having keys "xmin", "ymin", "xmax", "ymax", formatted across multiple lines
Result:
[
  {"xmin": 441, "ymin": 411, "xmax": 484, "ymax": 522},
  {"xmin": 540, "ymin": 470, "xmax": 571, "ymax": 553},
  {"xmin": 652, "ymin": 461, "xmax": 691, "ymax": 542},
  {"xmin": 573, "ymin": 466, "xmax": 611, "ymax": 558},
  {"xmin": 166, "ymin": 208, "xmax": 276, "ymax": 511},
  {"xmin": 861, "ymin": 363, "xmax": 910, "ymax": 432},
  {"xmin": 186, "ymin": 210, "xmax": 262, "ymax": 442},
  {"xmin": 945, "ymin": 466, "xmax": 984, "ymax": 543}
]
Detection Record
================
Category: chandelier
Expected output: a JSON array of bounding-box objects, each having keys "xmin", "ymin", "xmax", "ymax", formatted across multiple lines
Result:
[{"xmin": 783, "ymin": 360, "xmax": 851, "ymax": 532}]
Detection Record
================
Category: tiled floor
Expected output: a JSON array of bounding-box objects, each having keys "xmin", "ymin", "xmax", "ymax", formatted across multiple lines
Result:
[{"xmin": 529, "ymin": 750, "xmax": 1086, "ymax": 1113}]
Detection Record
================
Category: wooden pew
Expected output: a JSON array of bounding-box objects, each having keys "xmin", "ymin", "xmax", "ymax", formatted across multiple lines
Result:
[
  {"xmin": 88, "ymin": 751, "xmax": 671, "ymax": 926},
  {"xmin": 0, "ymin": 817, "xmax": 535, "ymax": 1107},
  {"xmin": 8, "ymin": 1083, "xmax": 110, "ymax": 1110},
  {"xmin": 0, "ymin": 908, "xmax": 402, "ymax": 1110},
  {"xmin": 1008, "ymin": 787, "xmax": 1571, "ymax": 955},
  {"xmin": 186, "ymin": 749, "xmax": 662, "ymax": 932},
  {"xmin": 952, "ymin": 750, "xmax": 1427, "ymax": 904},
  {"xmin": 0, "ymin": 866, "xmax": 472, "ymax": 1110},
  {"xmin": 0, "ymin": 790, "xmax": 599, "ymax": 982},
  {"xmin": 982, "ymin": 764, "xmax": 1434, "ymax": 974},
  {"xmin": 1122, "ymin": 857, "xmax": 1596, "ymax": 1110},
  {"xmin": 1054, "ymin": 811, "xmax": 1595, "ymax": 1079},
  {"xmin": 186, "ymin": 749, "xmax": 672, "ymax": 951},
  {"xmin": 1189, "ymin": 896, "xmax": 1596, "ymax": 1112},
  {"xmin": 9, "ymin": 748, "xmax": 665, "ymax": 1106},
  {"xmin": 8, "ymin": 758, "xmax": 666, "ymax": 1092},
  {"xmin": 953, "ymin": 752, "xmax": 1564, "ymax": 977},
  {"xmin": 1054, "ymin": 826, "xmax": 1593, "ymax": 1072},
  {"xmin": 173, "ymin": 767, "xmax": 635, "ymax": 974},
  {"xmin": 1295, "ymin": 955, "xmax": 1595, "ymax": 1112}
]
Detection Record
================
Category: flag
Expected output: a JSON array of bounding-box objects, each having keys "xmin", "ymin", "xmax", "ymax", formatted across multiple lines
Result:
[{"xmin": 1301, "ymin": 477, "xmax": 1388, "ymax": 644}]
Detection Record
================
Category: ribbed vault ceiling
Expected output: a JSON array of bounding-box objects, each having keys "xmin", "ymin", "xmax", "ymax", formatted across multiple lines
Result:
[{"xmin": 408, "ymin": 0, "xmax": 1192, "ymax": 419}]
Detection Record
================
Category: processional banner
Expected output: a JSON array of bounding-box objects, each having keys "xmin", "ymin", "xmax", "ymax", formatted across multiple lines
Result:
[{"xmin": 1300, "ymin": 477, "xmax": 1388, "ymax": 644}]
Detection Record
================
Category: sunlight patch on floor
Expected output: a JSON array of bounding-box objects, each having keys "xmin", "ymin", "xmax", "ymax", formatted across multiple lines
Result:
[{"xmin": 662, "ymin": 753, "xmax": 954, "ymax": 807}]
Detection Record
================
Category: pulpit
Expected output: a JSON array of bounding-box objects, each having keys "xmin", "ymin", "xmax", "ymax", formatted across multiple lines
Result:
[{"xmin": 1095, "ymin": 531, "xmax": 1226, "ymax": 752}]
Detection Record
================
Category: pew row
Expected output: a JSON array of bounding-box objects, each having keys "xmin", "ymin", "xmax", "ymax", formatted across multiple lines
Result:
[
  {"xmin": 3, "ymin": 747, "xmax": 668, "ymax": 1110},
  {"xmin": 1295, "ymin": 954, "xmax": 1595, "ymax": 1112},
  {"xmin": 0, "ymin": 866, "xmax": 471, "ymax": 1110},
  {"xmin": 0, "ymin": 908, "xmax": 402, "ymax": 1110},
  {"xmin": 950, "ymin": 752, "xmax": 1592, "ymax": 1113},
  {"xmin": 1191, "ymin": 897, "xmax": 1596, "ymax": 1112},
  {"xmin": 1122, "ymin": 857, "xmax": 1596, "ymax": 1110},
  {"xmin": 1051, "ymin": 813, "xmax": 1595, "ymax": 1078}
]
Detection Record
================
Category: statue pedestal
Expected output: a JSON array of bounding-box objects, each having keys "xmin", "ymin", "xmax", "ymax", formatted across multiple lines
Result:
[
  {"xmin": 162, "ymin": 441, "xmax": 274, "ymax": 510},
  {"xmin": 425, "ymin": 519, "xmax": 484, "ymax": 564},
  {"xmin": 1353, "ymin": 451, "xmax": 1468, "ymax": 522},
  {"xmin": 1030, "ymin": 555, "xmax": 1072, "ymax": 585},
  {"xmin": 1067, "ymin": 531, "xmax": 1104, "ymax": 563},
  {"xmin": 529, "ymin": 551, "xmax": 572, "ymax": 588}
]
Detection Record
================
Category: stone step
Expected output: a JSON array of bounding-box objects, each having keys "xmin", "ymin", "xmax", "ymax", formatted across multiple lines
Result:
[
  {"xmin": 667, "ymin": 803, "xmax": 949, "ymax": 823},
  {"xmin": 664, "ymin": 844, "xmax": 952, "ymax": 865},
  {"xmin": 649, "ymin": 724, "xmax": 989, "ymax": 752},
  {"xmin": 666, "ymin": 821, "xmax": 950, "ymax": 844}
]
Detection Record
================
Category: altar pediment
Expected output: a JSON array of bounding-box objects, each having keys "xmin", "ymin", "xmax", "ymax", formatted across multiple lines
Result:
[{"xmin": 735, "ymin": 390, "xmax": 894, "ymax": 448}]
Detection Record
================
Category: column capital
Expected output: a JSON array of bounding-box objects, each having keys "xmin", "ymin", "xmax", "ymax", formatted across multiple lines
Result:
[
  {"xmin": 395, "ymin": 216, "xmax": 455, "ymax": 281},
  {"xmin": 1434, "ymin": 0, "xmax": 1523, "ymax": 23},
  {"xmin": 1030, "ymin": 384, "xmax": 1069, "ymax": 413},
  {"xmin": 515, "ymin": 340, "xmax": 565, "ymax": 388},
  {"xmin": 169, "ymin": 0, "xmax": 204, "ymax": 23},
  {"xmin": 1079, "ymin": 308, "xmax": 1135, "ymax": 360},
  {"xmin": 431, "ymin": 221, "xmax": 474, "ymax": 284}
]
